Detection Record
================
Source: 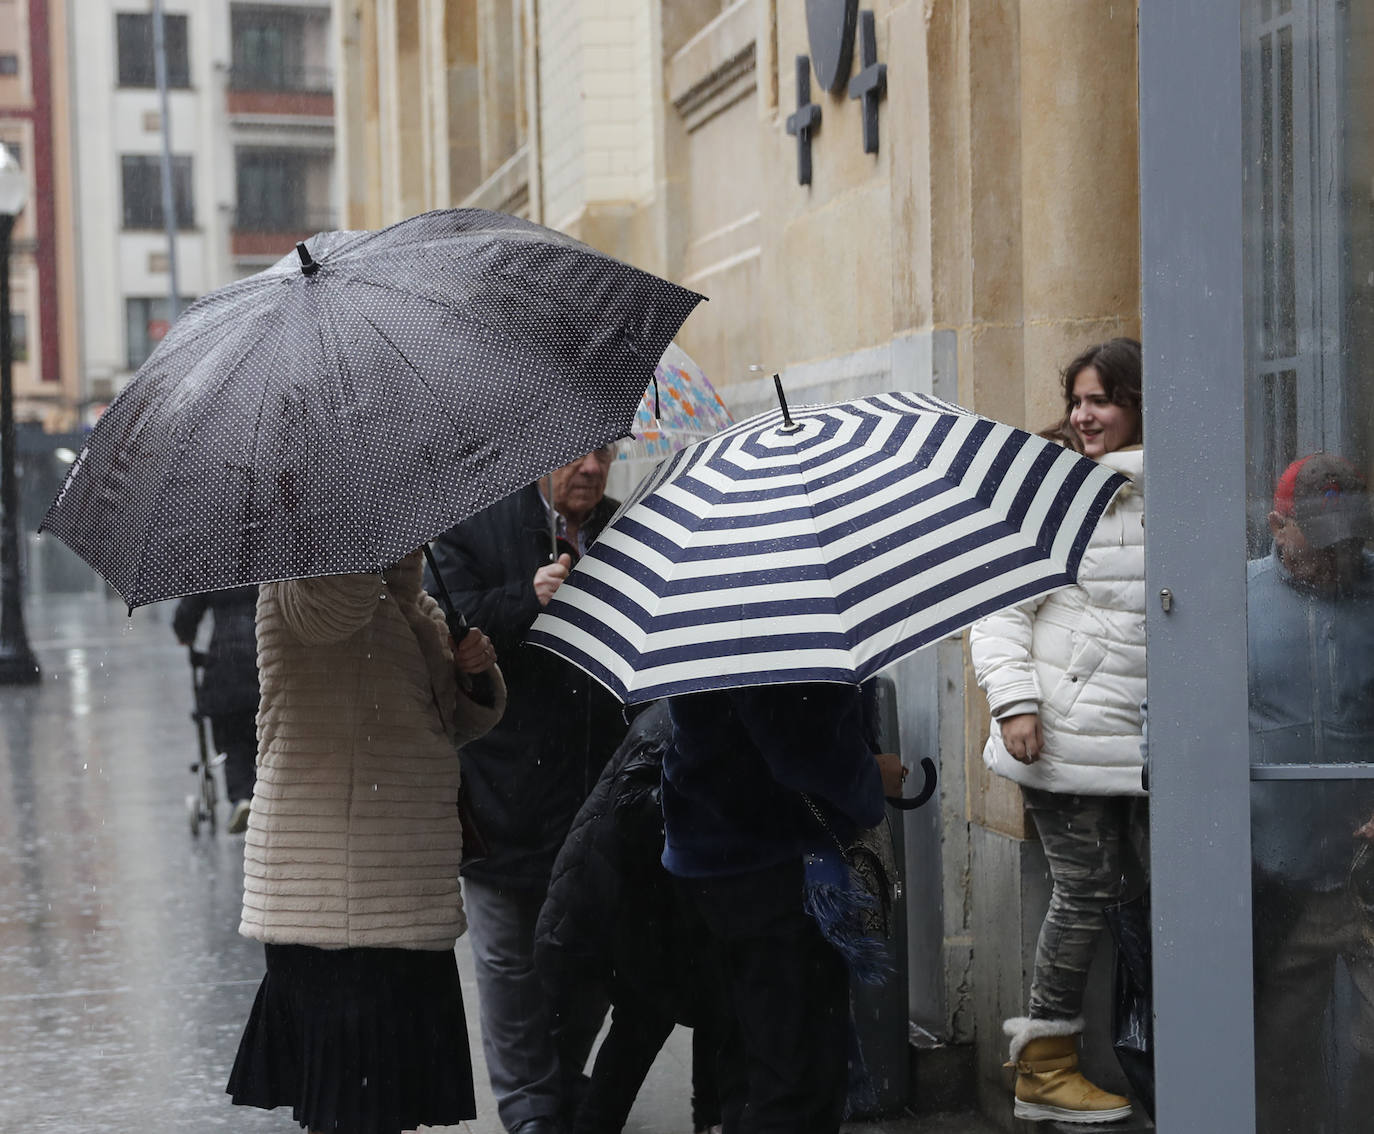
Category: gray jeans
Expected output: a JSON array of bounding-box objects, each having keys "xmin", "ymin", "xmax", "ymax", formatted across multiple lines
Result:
[
  {"xmin": 1022, "ymin": 788, "xmax": 1149, "ymax": 1021},
  {"xmin": 463, "ymin": 876, "xmax": 608, "ymax": 1131}
]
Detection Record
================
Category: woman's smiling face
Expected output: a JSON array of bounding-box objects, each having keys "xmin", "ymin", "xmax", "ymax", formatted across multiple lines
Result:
[{"xmin": 1069, "ymin": 366, "xmax": 1141, "ymax": 459}]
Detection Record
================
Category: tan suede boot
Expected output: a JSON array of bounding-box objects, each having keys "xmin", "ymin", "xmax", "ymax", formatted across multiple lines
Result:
[{"xmin": 1004, "ymin": 1017, "xmax": 1132, "ymax": 1124}]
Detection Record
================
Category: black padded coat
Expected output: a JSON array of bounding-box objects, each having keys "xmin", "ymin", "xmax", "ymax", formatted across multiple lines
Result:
[
  {"xmin": 172, "ymin": 586, "xmax": 260, "ymax": 718},
  {"xmin": 534, "ymin": 702, "xmax": 711, "ymax": 1029}
]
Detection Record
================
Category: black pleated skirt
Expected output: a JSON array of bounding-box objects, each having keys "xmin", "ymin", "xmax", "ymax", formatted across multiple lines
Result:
[{"xmin": 228, "ymin": 943, "xmax": 476, "ymax": 1134}]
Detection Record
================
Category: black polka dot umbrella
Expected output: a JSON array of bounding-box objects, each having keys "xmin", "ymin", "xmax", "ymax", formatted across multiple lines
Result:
[{"xmin": 38, "ymin": 209, "xmax": 704, "ymax": 609}]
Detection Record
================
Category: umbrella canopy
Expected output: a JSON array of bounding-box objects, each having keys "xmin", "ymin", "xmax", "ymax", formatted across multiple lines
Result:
[
  {"xmin": 39, "ymin": 209, "xmax": 703, "ymax": 608},
  {"xmin": 619, "ymin": 342, "xmax": 733, "ymax": 463},
  {"xmin": 526, "ymin": 391, "xmax": 1129, "ymax": 703}
]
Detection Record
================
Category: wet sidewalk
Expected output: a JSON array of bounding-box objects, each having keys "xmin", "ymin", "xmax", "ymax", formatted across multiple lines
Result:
[{"xmin": 0, "ymin": 591, "xmax": 997, "ymax": 1134}]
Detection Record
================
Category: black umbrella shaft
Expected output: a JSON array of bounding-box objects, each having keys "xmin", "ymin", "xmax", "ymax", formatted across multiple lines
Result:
[
  {"xmin": 423, "ymin": 542, "xmax": 496, "ymax": 707},
  {"xmin": 422, "ymin": 543, "xmax": 464, "ymax": 632},
  {"xmin": 773, "ymin": 373, "xmax": 796, "ymax": 429}
]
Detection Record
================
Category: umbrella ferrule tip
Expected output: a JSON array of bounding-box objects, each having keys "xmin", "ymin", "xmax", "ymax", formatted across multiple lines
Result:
[{"xmin": 296, "ymin": 242, "xmax": 320, "ymax": 276}]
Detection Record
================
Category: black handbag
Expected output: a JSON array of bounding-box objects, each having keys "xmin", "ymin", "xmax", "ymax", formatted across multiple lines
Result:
[
  {"xmin": 802, "ymin": 795, "xmax": 901, "ymax": 938},
  {"xmin": 1103, "ymin": 892, "xmax": 1155, "ymax": 1120}
]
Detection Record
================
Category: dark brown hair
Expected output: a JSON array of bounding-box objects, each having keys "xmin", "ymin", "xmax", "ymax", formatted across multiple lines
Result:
[
  {"xmin": 1061, "ymin": 337, "xmax": 1143, "ymax": 421},
  {"xmin": 1036, "ymin": 416, "xmax": 1084, "ymax": 453}
]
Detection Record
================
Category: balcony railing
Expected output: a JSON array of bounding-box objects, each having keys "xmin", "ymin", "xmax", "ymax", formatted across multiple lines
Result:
[
  {"xmin": 226, "ymin": 65, "xmax": 335, "ymax": 119},
  {"xmin": 231, "ymin": 208, "xmax": 336, "ymax": 257},
  {"xmin": 228, "ymin": 65, "xmax": 332, "ymax": 94},
  {"xmin": 234, "ymin": 207, "xmax": 335, "ymax": 234}
]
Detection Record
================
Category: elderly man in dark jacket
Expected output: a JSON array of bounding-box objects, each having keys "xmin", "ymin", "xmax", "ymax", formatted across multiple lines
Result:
[{"xmin": 427, "ymin": 446, "xmax": 626, "ymax": 1134}]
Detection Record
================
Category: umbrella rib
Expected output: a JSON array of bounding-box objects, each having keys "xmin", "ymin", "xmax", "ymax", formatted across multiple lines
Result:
[
  {"xmin": 785, "ymin": 448, "xmax": 854, "ymax": 666},
  {"xmin": 317, "ymin": 297, "xmax": 384, "ymax": 571},
  {"xmin": 349, "ymin": 264, "xmax": 667, "ymax": 359},
  {"xmin": 347, "ymin": 273, "xmax": 571, "ymax": 352},
  {"xmin": 125, "ymin": 304, "xmax": 285, "ymax": 605},
  {"xmin": 138, "ymin": 278, "xmax": 281, "ymax": 361},
  {"xmin": 354, "ymin": 308, "xmax": 463, "ymax": 427},
  {"xmin": 627, "ymin": 455, "xmax": 846, "ymax": 683}
]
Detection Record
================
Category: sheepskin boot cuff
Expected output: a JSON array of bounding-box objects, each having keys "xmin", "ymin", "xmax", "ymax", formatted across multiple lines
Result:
[{"xmin": 1003, "ymin": 1016, "xmax": 1085, "ymax": 1064}]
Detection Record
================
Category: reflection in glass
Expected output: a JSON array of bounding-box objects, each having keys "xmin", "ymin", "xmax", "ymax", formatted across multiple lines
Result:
[
  {"xmin": 1248, "ymin": 459, "xmax": 1374, "ymax": 1133},
  {"xmin": 1244, "ymin": 2, "xmax": 1374, "ymax": 1131}
]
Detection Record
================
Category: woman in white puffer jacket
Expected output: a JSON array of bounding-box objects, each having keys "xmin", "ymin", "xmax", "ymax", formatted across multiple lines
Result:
[{"xmin": 970, "ymin": 338, "xmax": 1146, "ymax": 1126}]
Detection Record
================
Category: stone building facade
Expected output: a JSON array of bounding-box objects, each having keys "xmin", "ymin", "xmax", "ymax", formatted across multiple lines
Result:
[{"xmin": 332, "ymin": 0, "xmax": 1142, "ymax": 1124}]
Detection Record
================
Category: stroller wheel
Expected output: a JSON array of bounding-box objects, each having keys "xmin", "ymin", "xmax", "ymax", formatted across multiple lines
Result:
[{"xmin": 187, "ymin": 794, "xmax": 201, "ymax": 836}]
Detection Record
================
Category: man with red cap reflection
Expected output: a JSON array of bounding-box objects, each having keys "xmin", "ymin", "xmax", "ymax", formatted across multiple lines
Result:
[{"xmin": 1249, "ymin": 453, "xmax": 1374, "ymax": 1134}]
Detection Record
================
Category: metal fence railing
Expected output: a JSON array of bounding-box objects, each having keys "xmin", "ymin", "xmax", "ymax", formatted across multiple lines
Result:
[
  {"xmin": 227, "ymin": 65, "xmax": 332, "ymax": 94},
  {"xmin": 232, "ymin": 207, "xmax": 336, "ymax": 234}
]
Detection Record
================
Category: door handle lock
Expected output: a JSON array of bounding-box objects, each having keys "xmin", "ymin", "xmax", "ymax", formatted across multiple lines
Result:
[{"xmin": 1160, "ymin": 588, "xmax": 1173, "ymax": 613}]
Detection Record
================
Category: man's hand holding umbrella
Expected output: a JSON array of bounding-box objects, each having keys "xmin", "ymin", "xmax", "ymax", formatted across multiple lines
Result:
[
  {"xmin": 534, "ymin": 444, "xmax": 616, "ymax": 604},
  {"xmin": 535, "ymin": 556, "xmax": 573, "ymax": 607}
]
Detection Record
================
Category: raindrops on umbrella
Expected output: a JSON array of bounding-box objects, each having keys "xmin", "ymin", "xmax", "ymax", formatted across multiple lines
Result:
[
  {"xmin": 39, "ymin": 209, "xmax": 704, "ymax": 608},
  {"xmin": 529, "ymin": 390, "xmax": 1129, "ymax": 703}
]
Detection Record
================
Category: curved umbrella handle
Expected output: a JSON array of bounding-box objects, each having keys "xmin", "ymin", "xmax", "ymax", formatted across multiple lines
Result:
[{"xmin": 885, "ymin": 756, "xmax": 938, "ymax": 810}]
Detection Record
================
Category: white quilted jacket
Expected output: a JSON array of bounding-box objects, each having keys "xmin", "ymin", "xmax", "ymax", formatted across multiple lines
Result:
[
  {"xmin": 240, "ymin": 554, "xmax": 506, "ymax": 950},
  {"xmin": 970, "ymin": 447, "xmax": 1146, "ymax": 796}
]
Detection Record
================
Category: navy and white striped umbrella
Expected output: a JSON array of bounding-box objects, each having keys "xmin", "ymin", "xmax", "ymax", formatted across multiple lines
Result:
[{"xmin": 526, "ymin": 391, "xmax": 1129, "ymax": 704}]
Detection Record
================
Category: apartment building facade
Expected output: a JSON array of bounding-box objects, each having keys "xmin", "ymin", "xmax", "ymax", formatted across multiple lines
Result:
[
  {"xmin": 0, "ymin": 0, "xmax": 80, "ymax": 429},
  {"xmin": 70, "ymin": 0, "xmax": 337, "ymax": 418}
]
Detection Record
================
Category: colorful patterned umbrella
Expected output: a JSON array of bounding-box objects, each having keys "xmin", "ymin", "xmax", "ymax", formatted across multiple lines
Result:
[{"xmin": 619, "ymin": 342, "xmax": 733, "ymax": 462}]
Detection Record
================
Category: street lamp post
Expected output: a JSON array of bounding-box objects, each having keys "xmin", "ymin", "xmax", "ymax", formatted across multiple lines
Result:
[{"xmin": 0, "ymin": 146, "xmax": 39, "ymax": 684}]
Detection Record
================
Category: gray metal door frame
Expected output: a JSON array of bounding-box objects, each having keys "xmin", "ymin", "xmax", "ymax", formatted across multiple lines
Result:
[{"xmin": 1140, "ymin": 2, "xmax": 1258, "ymax": 1131}]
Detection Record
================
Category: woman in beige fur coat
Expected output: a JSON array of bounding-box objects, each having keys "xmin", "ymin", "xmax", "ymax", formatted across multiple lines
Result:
[{"xmin": 227, "ymin": 548, "xmax": 506, "ymax": 1134}]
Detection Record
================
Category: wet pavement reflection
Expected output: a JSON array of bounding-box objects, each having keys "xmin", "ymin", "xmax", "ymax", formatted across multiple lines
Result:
[
  {"xmin": 0, "ymin": 592, "xmax": 279, "ymax": 1132},
  {"xmin": 0, "ymin": 590, "xmax": 974, "ymax": 1134},
  {"xmin": 0, "ymin": 590, "xmax": 706, "ymax": 1134}
]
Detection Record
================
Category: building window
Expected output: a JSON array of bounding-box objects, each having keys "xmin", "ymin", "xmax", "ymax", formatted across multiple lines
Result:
[
  {"xmin": 10, "ymin": 312, "xmax": 27, "ymax": 362},
  {"xmin": 125, "ymin": 296, "xmax": 191, "ymax": 372},
  {"xmin": 0, "ymin": 55, "xmax": 19, "ymax": 77},
  {"xmin": 121, "ymin": 155, "xmax": 194, "ymax": 230},
  {"xmin": 116, "ymin": 12, "xmax": 190, "ymax": 88},
  {"xmin": 230, "ymin": 6, "xmax": 327, "ymax": 91},
  {"xmin": 236, "ymin": 150, "xmax": 308, "ymax": 231}
]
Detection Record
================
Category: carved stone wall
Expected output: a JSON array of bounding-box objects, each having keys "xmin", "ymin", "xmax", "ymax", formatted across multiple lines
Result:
[{"xmin": 334, "ymin": 3, "xmax": 1144, "ymax": 1121}]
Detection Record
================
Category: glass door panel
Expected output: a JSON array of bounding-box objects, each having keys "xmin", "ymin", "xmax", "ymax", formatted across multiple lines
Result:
[{"xmin": 1243, "ymin": 2, "xmax": 1374, "ymax": 1130}]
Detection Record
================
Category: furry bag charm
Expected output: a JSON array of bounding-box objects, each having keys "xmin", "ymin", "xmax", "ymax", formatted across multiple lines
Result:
[{"xmin": 799, "ymin": 796, "xmax": 897, "ymax": 986}]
